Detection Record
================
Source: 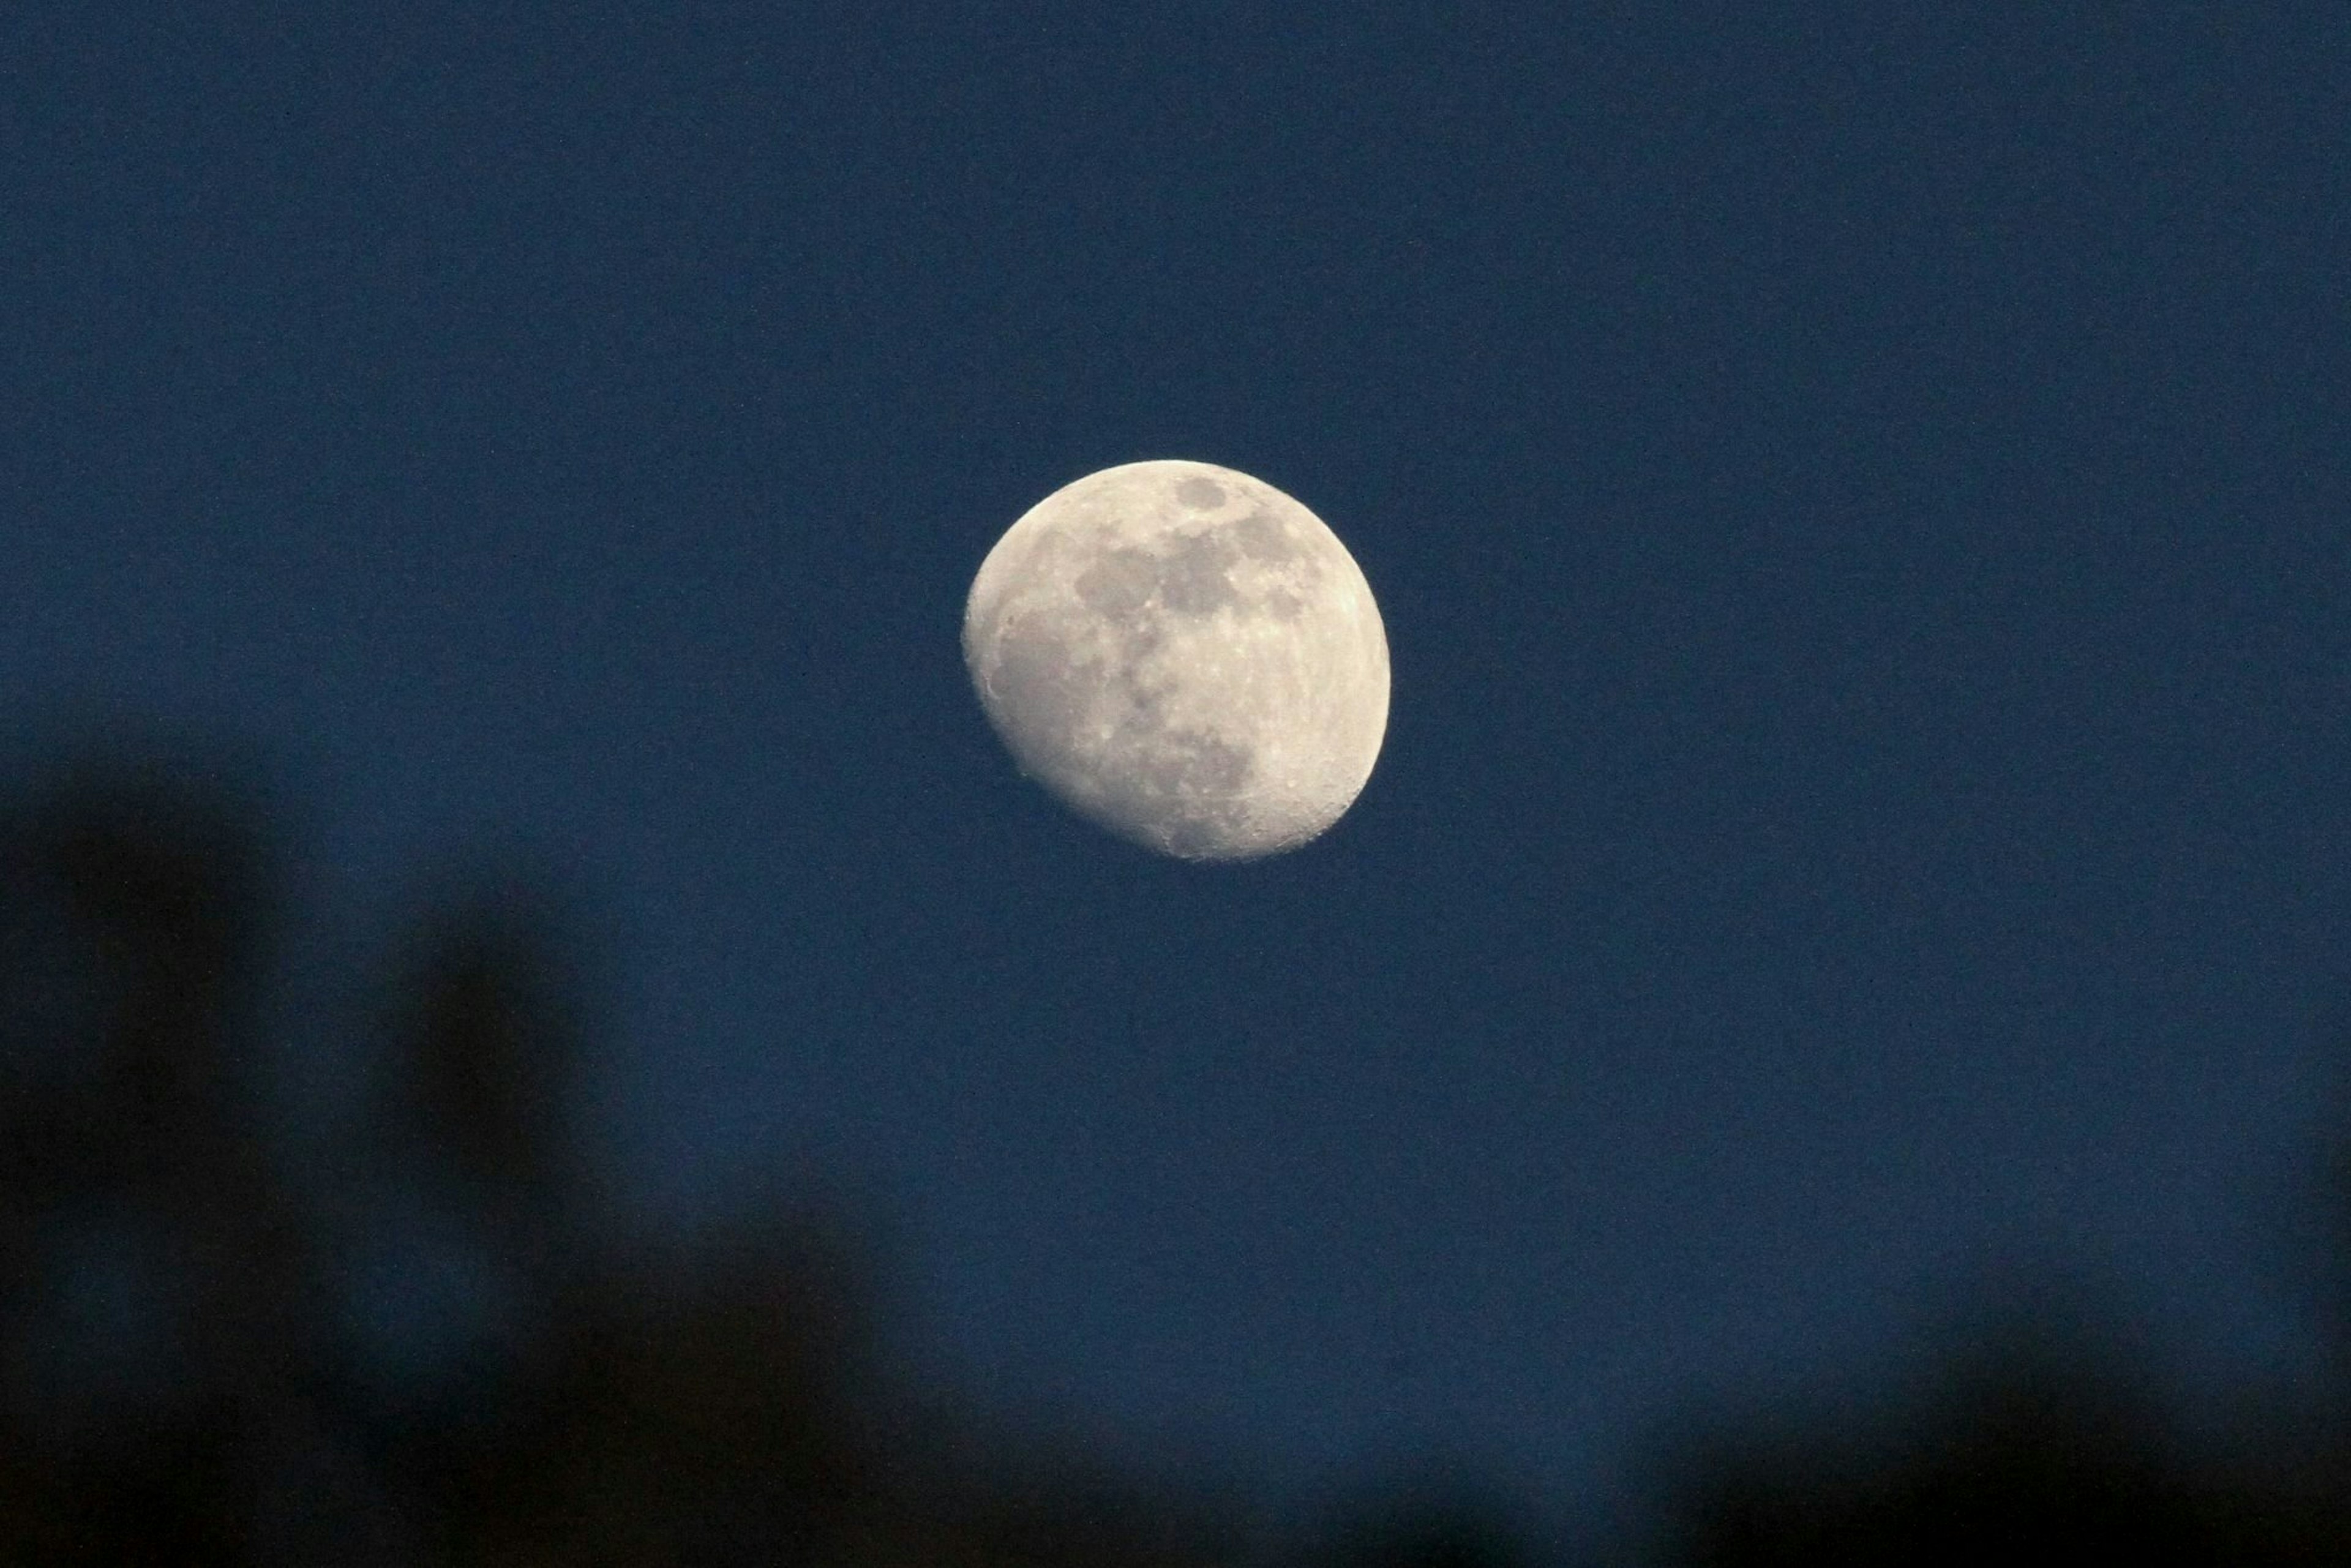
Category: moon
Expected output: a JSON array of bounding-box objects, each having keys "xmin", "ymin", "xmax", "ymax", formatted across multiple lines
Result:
[{"xmin": 963, "ymin": 459, "xmax": 1389, "ymax": 860}]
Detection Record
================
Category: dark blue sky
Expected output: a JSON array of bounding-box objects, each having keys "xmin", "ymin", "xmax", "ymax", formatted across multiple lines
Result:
[{"xmin": 4, "ymin": 3, "xmax": 2347, "ymax": 1547}]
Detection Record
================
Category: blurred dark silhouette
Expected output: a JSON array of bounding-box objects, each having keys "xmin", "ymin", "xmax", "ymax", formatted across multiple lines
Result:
[
  {"xmin": 1637, "ymin": 1122, "xmax": 2351, "ymax": 1566},
  {"xmin": 1647, "ymin": 1318, "xmax": 2351, "ymax": 1567},
  {"xmin": 0, "ymin": 749, "xmax": 1246, "ymax": 1565},
  {"xmin": 5, "ymin": 745, "xmax": 2350, "ymax": 1566},
  {"xmin": 1290, "ymin": 1483, "xmax": 1540, "ymax": 1568}
]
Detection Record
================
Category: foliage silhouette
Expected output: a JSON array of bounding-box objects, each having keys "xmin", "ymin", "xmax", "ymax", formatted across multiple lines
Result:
[
  {"xmin": 0, "ymin": 752, "xmax": 1244, "ymax": 1565},
  {"xmin": 1638, "ymin": 1202, "xmax": 2351, "ymax": 1562},
  {"xmin": 4, "ymin": 747, "xmax": 2349, "ymax": 1565}
]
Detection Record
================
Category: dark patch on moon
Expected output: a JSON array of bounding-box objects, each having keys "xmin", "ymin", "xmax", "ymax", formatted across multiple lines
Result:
[
  {"xmin": 1117, "ymin": 661, "xmax": 1166, "ymax": 721},
  {"xmin": 1073, "ymin": 548, "xmax": 1157, "ymax": 618},
  {"xmin": 1176, "ymin": 477, "xmax": 1226, "ymax": 509},
  {"xmin": 1229, "ymin": 509, "xmax": 1296, "ymax": 561},
  {"xmin": 1157, "ymin": 531, "xmax": 1242, "ymax": 616},
  {"xmin": 1075, "ymin": 533, "xmax": 1248, "ymax": 620}
]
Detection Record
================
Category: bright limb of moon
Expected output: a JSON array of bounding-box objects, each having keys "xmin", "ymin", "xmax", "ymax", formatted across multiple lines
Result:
[{"xmin": 963, "ymin": 459, "xmax": 1389, "ymax": 860}]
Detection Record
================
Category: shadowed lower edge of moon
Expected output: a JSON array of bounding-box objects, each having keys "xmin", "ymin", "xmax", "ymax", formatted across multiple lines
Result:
[{"xmin": 972, "ymin": 610, "xmax": 1288, "ymax": 861}]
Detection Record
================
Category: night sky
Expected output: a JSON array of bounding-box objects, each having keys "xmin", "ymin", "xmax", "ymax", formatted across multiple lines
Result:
[{"xmin": 4, "ymin": 4, "xmax": 2347, "ymax": 1550}]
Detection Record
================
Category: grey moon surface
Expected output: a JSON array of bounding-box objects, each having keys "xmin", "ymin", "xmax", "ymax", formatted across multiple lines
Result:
[{"xmin": 963, "ymin": 459, "xmax": 1390, "ymax": 861}]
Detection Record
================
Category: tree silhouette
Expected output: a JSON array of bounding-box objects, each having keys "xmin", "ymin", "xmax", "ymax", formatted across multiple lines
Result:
[
  {"xmin": 1641, "ymin": 1202, "xmax": 2351, "ymax": 1564},
  {"xmin": 9, "ymin": 745, "xmax": 2350, "ymax": 1565},
  {"xmin": 0, "ymin": 752, "xmax": 1243, "ymax": 1565}
]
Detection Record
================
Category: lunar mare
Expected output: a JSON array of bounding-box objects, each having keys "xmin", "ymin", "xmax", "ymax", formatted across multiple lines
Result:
[{"xmin": 964, "ymin": 459, "xmax": 1389, "ymax": 860}]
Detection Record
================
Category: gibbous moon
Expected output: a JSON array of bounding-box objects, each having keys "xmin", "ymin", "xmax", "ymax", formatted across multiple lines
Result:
[{"xmin": 964, "ymin": 459, "xmax": 1389, "ymax": 860}]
